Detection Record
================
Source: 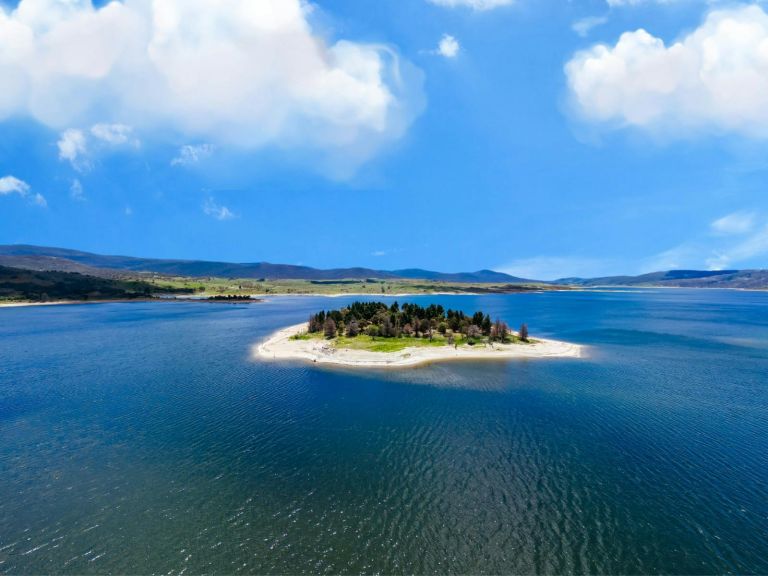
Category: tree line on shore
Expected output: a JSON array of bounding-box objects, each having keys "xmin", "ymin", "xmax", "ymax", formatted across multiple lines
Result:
[{"xmin": 307, "ymin": 301, "xmax": 529, "ymax": 344}]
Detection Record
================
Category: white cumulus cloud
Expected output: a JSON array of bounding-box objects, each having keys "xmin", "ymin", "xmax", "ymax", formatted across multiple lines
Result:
[
  {"xmin": 565, "ymin": 5, "xmax": 768, "ymax": 137},
  {"xmin": 0, "ymin": 175, "xmax": 31, "ymax": 196},
  {"xmin": 437, "ymin": 34, "xmax": 460, "ymax": 58},
  {"xmin": 428, "ymin": 0, "xmax": 514, "ymax": 9},
  {"xmin": 0, "ymin": 175, "xmax": 46, "ymax": 207},
  {"xmin": 0, "ymin": 0, "xmax": 423, "ymax": 165},
  {"xmin": 57, "ymin": 128, "xmax": 88, "ymax": 169}
]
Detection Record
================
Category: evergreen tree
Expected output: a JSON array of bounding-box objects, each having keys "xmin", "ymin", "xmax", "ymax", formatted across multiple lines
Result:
[{"xmin": 482, "ymin": 314, "xmax": 492, "ymax": 335}]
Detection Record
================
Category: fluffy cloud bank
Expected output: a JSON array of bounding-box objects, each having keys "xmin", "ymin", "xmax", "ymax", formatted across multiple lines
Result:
[
  {"xmin": 565, "ymin": 5, "xmax": 768, "ymax": 137},
  {"xmin": 0, "ymin": 0, "xmax": 422, "ymax": 160}
]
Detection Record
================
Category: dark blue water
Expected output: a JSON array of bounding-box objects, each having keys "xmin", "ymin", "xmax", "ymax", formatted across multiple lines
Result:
[{"xmin": 1, "ymin": 290, "xmax": 767, "ymax": 574}]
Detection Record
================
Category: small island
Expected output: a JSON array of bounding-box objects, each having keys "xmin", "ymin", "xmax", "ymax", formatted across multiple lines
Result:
[{"xmin": 255, "ymin": 301, "xmax": 584, "ymax": 367}]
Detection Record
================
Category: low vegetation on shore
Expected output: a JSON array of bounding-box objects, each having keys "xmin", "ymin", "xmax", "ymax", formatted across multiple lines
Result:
[
  {"xmin": 297, "ymin": 301, "xmax": 532, "ymax": 352},
  {"xmin": 0, "ymin": 265, "xmax": 192, "ymax": 303},
  {"xmin": 149, "ymin": 276, "xmax": 566, "ymax": 296}
]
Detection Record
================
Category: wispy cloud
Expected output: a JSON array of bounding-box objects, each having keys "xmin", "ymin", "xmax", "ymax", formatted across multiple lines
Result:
[
  {"xmin": 498, "ymin": 256, "xmax": 615, "ymax": 280},
  {"xmin": 572, "ymin": 16, "xmax": 608, "ymax": 38},
  {"xmin": 32, "ymin": 193, "xmax": 47, "ymax": 208},
  {"xmin": 642, "ymin": 211, "xmax": 768, "ymax": 272},
  {"xmin": 706, "ymin": 224, "xmax": 768, "ymax": 270},
  {"xmin": 172, "ymin": 144, "xmax": 215, "ymax": 167},
  {"xmin": 641, "ymin": 244, "xmax": 699, "ymax": 272},
  {"xmin": 428, "ymin": 0, "xmax": 514, "ymax": 10},
  {"xmin": 90, "ymin": 124, "xmax": 139, "ymax": 147},
  {"xmin": 70, "ymin": 179, "xmax": 85, "ymax": 202},
  {"xmin": 203, "ymin": 198, "xmax": 237, "ymax": 221},
  {"xmin": 710, "ymin": 211, "xmax": 755, "ymax": 236},
  {"xmin": 606, "ymin": 0, "xmax": 682, "ymax": 5}
]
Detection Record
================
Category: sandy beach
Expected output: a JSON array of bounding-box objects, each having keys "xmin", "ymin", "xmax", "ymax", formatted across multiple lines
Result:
[
  {"xmin": 0, "ymin": 301, "xmax": 80, "ymax": 308},
  {"xmin": 254, "ymin": 323, "xmax": 585, "ymax": 368}
]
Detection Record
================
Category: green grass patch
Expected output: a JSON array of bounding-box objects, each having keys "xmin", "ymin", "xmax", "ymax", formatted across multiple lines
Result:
[
  {"xmin": 328, "ymin": 333, "xmax": 536, "ymax": 353},
  {"xmin": 334, "ymin": 335, "xmax": 449, "ymax": 353},
  {"xmin": 290, "ymin": 332, "xmax": 324, "ymax": 341}
]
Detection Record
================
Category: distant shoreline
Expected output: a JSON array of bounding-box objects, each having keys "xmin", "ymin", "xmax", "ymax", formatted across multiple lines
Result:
[
  {"xmin": 253, "ymin": 323, "xmax": 585, "ymax": 368},
  {"xmin": 4, "ymin": 284, "xmax": 766, "ymax": 310},
  {"xmin": 0, "ymin": 297, "xmax": 262, "ymax": 309}
]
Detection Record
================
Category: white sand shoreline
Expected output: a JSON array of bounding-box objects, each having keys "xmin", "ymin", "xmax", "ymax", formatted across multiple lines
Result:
[
  {"xmin": 253, "ymin": 323, "xmax": 585, "ymax": 368},
  {"xmin": 0, "ymin": 301, "xmax": 83, "ymax": 308}
]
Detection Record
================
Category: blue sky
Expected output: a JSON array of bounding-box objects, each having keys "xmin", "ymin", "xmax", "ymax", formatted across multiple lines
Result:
[{"xmin": 1, "ymin": 0, "xmax": 768, "ymax": 279}]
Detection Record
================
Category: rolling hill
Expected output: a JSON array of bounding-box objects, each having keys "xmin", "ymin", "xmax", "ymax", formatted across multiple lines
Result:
[
  {"xmin": 0, "ymin": 265, "xmax": 184, "ymax": 302},
  {"xmin": 0, "ymin": 245, "xmax": 532, "ymax": 283},
  {"xmin": 559, "ymin": 269, "xmax": 768, "ymax": 289},
  {"xmin": 1, "ymin": 245, "xmax": 765, "ymax": 289}
]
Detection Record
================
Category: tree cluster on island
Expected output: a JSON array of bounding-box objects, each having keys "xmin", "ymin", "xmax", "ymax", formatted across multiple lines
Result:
[
  {"xmin": 307, "ymin": 301, "xmax": 529, "ymax": 345},
  {"xmin": 207, "ymin": 294, "xmax": 258, "ymax": 301}
]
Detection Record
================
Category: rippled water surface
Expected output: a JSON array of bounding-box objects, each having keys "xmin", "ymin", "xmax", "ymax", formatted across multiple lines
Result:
[{"xmin": 1, "ymin": 290, "xmax": 767, "ymax": 574}]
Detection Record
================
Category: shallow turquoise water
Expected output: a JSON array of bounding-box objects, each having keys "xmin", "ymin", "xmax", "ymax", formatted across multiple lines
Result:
[{"xmin": 1, "ymin": 290, "xmax": 767, "ymax": 574}]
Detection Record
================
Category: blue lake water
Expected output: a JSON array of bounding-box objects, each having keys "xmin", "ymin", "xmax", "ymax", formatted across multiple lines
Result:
[{"xmin": 1, "ymin": 290, "xmax": 767, "ymax": 574}]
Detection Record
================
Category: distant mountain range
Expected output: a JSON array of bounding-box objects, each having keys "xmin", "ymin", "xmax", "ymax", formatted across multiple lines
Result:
[
  {"xmin": 557, "ymin": 269, "xmax": 768, "ymax": 289},
  {"xmin": 0, "ymin": 245, "xmax": 765, "ymax": 289},
  {"xmin": 0, "ymin": 245, "xmax": 532, "ymax": 284}
]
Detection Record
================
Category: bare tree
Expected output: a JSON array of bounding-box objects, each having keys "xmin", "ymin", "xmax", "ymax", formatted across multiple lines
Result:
[
  {"xmin": 492, "ymin": 318, "xmax": 509, "ymax": 343},
  {"xmin": 467, "ymin": 324, "xmax": 482, "ymax": 340},
  {"xmin": 347, "ymin": 318, "xmax": 360, "ymax": 337},
  {"xmin": 519, "ymin": 323, "xmax": 529, "ymax": 342},
  {"xmin": 323, "ymin": 317, "xmax": 337, "ymax": 339}
]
